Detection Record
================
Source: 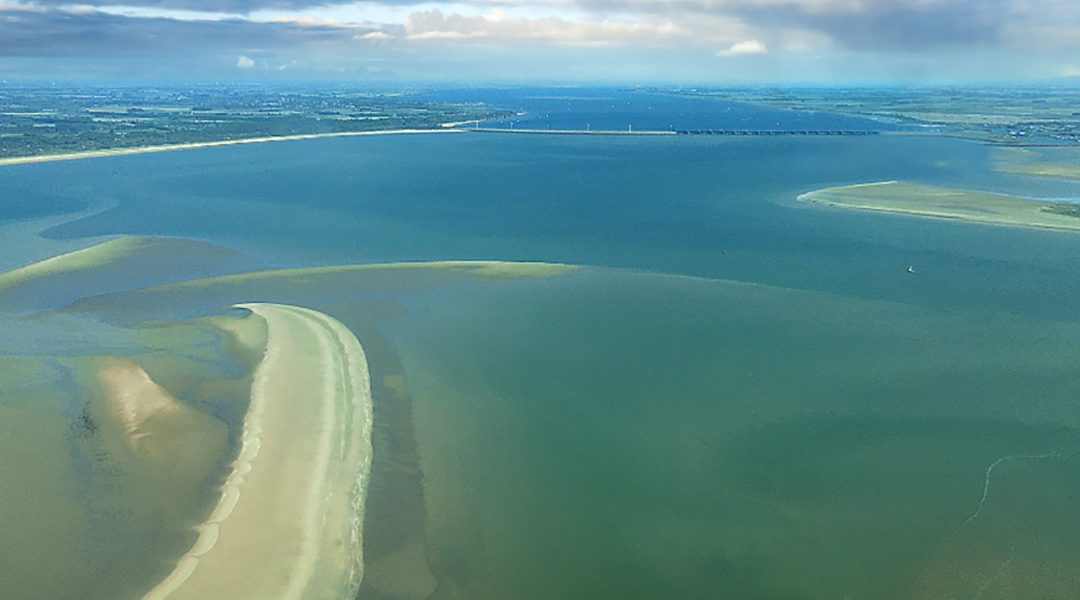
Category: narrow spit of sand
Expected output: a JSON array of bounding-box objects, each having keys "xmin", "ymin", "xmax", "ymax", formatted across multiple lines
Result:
[
  {"xmin": 0, "ymin": 128, "xmax": 458, "ymax": 167},
  {"xmin": 143, "ymin": 303, "xmax": 373, "ymax": 600}
]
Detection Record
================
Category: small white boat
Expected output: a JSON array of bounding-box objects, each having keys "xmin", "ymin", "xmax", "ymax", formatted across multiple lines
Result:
[{"xmin": 907, "ymin": 265, "xmax": 916, "ymax": 274}]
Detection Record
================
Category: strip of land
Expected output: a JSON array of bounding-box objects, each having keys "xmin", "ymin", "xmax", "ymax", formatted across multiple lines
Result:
[
  {"xmin": 134, "ymin": 260, "xmax": 579, "ymax": 292},
  {"xmin": 0, "ymin": 129, "xmax": 458, "ymax": 167},
  {"xmin": 142, "ymin": 303, "xmax": 373, "ymax": 600},
  {"xmin": 996, "ymin": 160, "xmax": 1080, "ymax": 181},
  {"xmin": 0, "ymin": 237, "xmax": 239, "ymax": 292},
  {"xmin": 798, "ymin": 181, "xmax": 1080, "ymax": 232}
]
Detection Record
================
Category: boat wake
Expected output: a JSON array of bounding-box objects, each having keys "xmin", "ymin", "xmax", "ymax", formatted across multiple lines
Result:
[{"xmin": 959, "ymin": 452, "xmax": 1058, "ymax": 529}]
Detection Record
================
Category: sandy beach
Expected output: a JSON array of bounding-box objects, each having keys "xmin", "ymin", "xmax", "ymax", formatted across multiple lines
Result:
[
  {"xmin": 143, "ymin": 303, "xmax": 373, "ymax": 600},
  {"xmin": 0, "ymin": 128, "xmax": 458, "ymax": 167}
]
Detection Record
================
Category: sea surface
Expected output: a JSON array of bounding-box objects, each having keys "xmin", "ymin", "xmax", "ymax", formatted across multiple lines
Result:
[{"xmin": 3, "ymin": 88, "xmax": 1080, "ymax": 598}]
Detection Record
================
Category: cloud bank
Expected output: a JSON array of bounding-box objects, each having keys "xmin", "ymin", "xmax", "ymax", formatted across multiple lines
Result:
[
  {"xmin": 402, "ymin": 9, "xmax": 679, "ymax": 43},
  {"xmin": 1, "ymin": 0, "xmax": 1078, "ymax": 81}
]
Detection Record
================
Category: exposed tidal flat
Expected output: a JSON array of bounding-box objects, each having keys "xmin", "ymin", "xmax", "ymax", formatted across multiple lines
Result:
[
  {"xmin": 4, "ymin": 104, "xmax": 1080, "ymax": 599},
  {"xmin": 994, "ymin": 147, "xmax": 1080, "ymax": 182},
  {"xmin": 798, "ymin": 181, "xmax": 1080, "ymax": 231}
]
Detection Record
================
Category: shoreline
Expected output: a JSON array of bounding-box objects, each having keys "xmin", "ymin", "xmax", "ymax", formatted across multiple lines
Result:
[
  {"xmin": 0, "ymin": 128, "xmax": 459, "ymax": 167},
  {"xmin": 142, "ymin": 303, "xmax": 373, "ymax": 600}
]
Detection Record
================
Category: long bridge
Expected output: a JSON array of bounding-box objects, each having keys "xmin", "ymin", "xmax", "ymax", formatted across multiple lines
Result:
[
  {"xmin": 674, "ymin": 129, "xmax": 879, "ymax": 136},
  {"xmin": 466, "ymin": 127, "xmax": 879, "ymax": 137}
]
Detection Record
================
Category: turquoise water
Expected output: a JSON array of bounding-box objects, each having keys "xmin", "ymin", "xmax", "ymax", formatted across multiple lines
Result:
[
  {"xmin": 4, "ymin": 92, "xmax": 1080, "ymax": 598},
  {"xmin": 4, "ymin": 131, "xmax": 1080, "ymax": 317}
]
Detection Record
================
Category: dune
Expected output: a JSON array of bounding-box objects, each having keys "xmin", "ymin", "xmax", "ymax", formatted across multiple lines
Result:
[{"xmin": 143, "ymin": 303, "xmax": 373, "ymax": 600}]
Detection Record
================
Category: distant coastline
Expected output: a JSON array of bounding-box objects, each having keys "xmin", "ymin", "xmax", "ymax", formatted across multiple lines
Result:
[{"xmin": 0, "ymin": 128, "xmax": 460, "ymax": 167}]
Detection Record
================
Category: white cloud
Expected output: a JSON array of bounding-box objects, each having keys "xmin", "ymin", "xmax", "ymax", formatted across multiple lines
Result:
[
  {"xmin": 717, "ymin": 39, "xmax": 767, "ymax": 56},
  {"xmin": 0, "ymin": 2, "xmax": 46, "ymax": 12},
  {"xmin": 404, "ymin": 9, "xmax": 680, "ymax": 44},
  {"xmin": 355, "ymin": 30, "xmax": 395, "ymax": 41},
  {"xmin": 1063, "ymin": 65, "xmax": 1080, "ymax": 78},
  {"xmin": 263, "ymin": 15, "xmax": 350, "ymax": 26},
  {"xmin": 236, "ymin": 54, "xmax": 255, "ymax": 68}
]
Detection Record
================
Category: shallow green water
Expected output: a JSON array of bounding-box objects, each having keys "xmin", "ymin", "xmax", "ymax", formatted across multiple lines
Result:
[{"xmin": 387, "ymin": 270, "xmax": 1080, "ymax": 599}]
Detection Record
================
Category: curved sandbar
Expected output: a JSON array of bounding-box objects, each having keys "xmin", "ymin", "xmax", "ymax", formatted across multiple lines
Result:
[
  {"xmin": 143, "ymin": 303, "xmax": 373, "ymax": 600},
  {"xmin": 798, "ymin": 181, "xmax": 1080, "ymax": 232}
]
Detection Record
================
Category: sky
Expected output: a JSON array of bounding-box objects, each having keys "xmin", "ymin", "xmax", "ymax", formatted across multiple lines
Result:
[{"xmin": 1, "ymin": 0, "xmax": 1079, "ymax": 82}]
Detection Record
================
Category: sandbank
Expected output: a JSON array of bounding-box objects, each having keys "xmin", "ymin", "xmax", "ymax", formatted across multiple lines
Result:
[
  {"xmin": 94, "ymin": 357, "xmax": 227, "ymax": 475},
  {"xmin": 0, "ymin": 236, "xmax": 231, "ymax": 291},
  {"xmin": 798, "ymin": 181, "xmax": 1080, "ymax": 232},
  {"xmin": 88, "ymin": 357, "xmax": 229, "ymax": 515},
  {"xmin": 996, "ymin": 160, "xmax": 1080, "ymax": 181},
  {"xmin": 0, "ymin": 204, "xmax": 116, "ymax": 274},
  {"xmin": 0, "ymin": 128, "xmax": 459, "ymax": 167},
  {"xmin": 142, "ymin": 303, "xmax": 373, "ymax": 600},
  {"xmin": 994, "ymin": 147, "xmax": 1080, "ymax": 181},
  {"xmin": 0, "ymin": 235, "xmax": 253, "ymax": 311},
  {"xmin": 145, "ymin": 260, "xmax": 580, "ymax": 290}
]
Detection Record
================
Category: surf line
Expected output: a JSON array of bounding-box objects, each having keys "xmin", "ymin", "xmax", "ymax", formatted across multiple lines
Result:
[{"xmin": 959, "ymin": 453, "xmax": 1059, "ymax": 529}]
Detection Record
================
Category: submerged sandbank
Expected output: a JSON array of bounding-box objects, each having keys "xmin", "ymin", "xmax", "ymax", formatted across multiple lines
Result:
[
  {"xmin": 58, "ymin": 260, "xmax": 580, "ymax": 317},
  {"xmin": 0, "ymin": 128, "xmax": 458, "ymax": 167},
  {"xmin": 994, "ymin": 148, "xmax": 1080, "ymax": 182},
  {"xmin": 91, "ymin": 357, "xmax": 228, "ymax": 509},
  {"xmin": 154, "ymin": 260, "xmax": 581, "ymax": 289},
  {"xmin": 0, "ymin": 237, "xmax": 241, "ymax": 292},
  {"xmin": 798, "ymin": 181, "xmax": 1080, "ymax": 231},
  {"xmin": 0, "ymin": 236, "xmax": 256, "ymax": 312},
  {"xmin": 997, "ymin": 160, "xmax": 1080, "ymax": 181},
  {"xmin": 163, "ymin": 257, "xmax": 578, "ymax": 284},
  {"xmin": 143, "ymin": 303, "xmax": 373, "ymax": 600}
]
